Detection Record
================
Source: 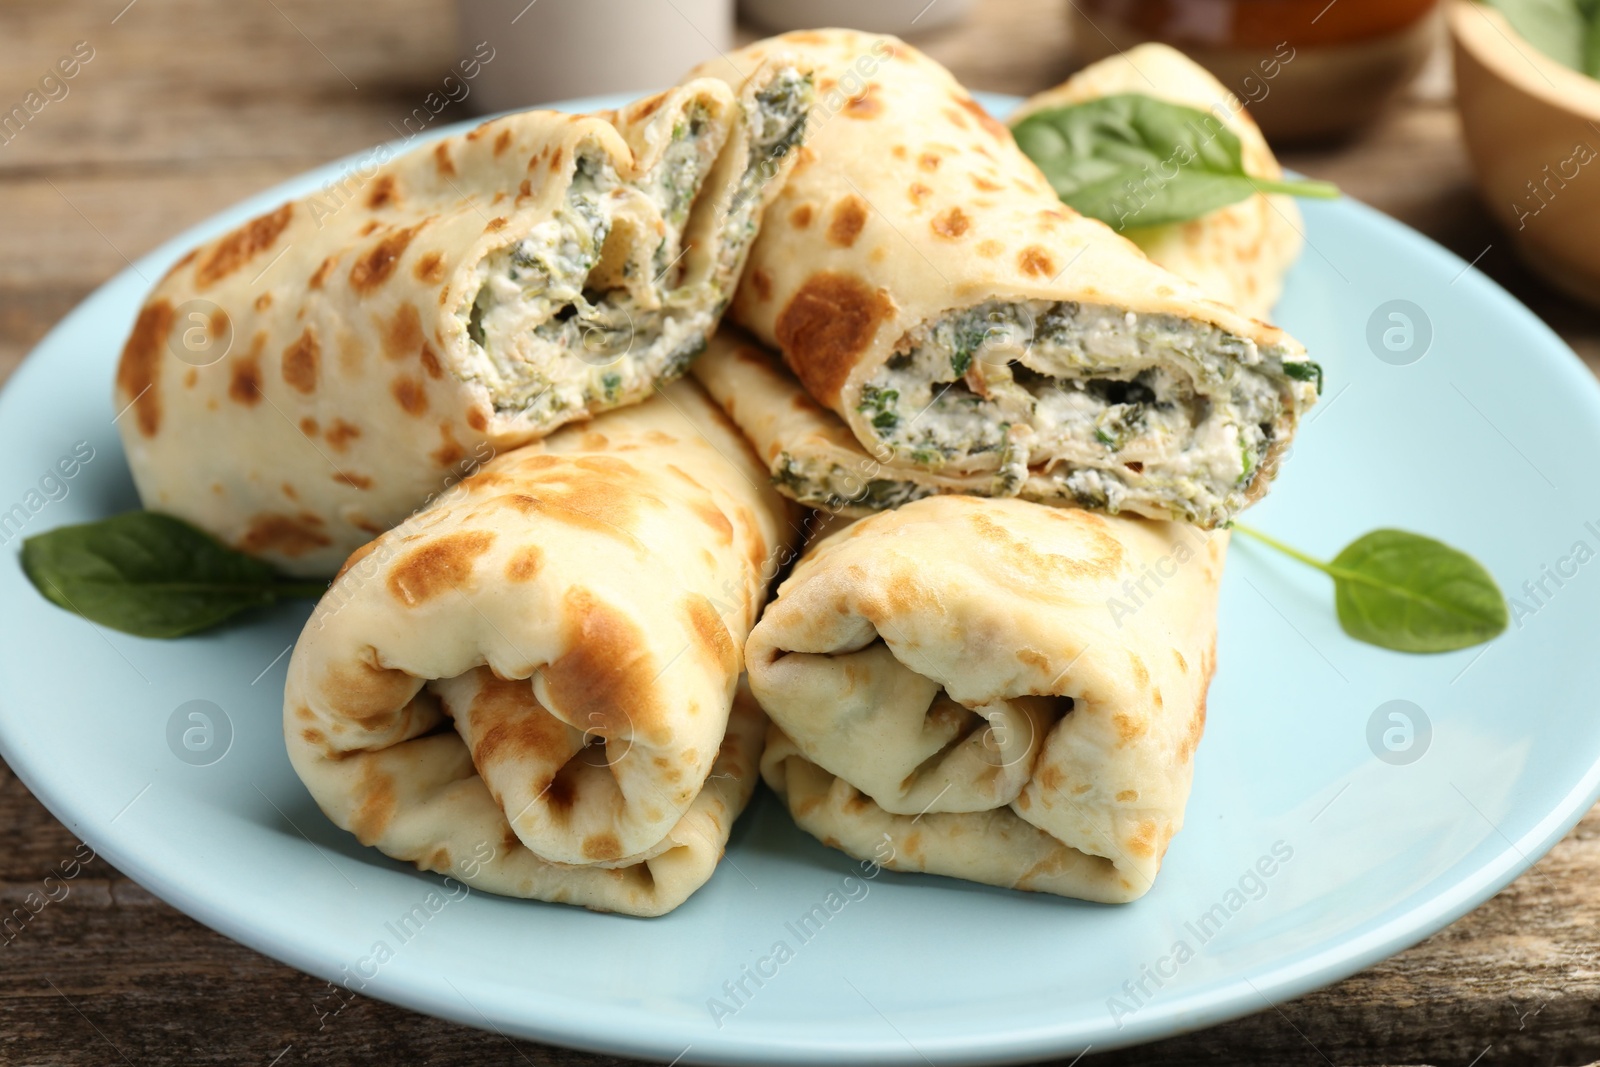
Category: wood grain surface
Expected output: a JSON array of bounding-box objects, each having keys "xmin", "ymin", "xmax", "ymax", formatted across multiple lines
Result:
[{"xmin": 3, "ymin": 2, "xmax": 1599, "ymax": 1065}]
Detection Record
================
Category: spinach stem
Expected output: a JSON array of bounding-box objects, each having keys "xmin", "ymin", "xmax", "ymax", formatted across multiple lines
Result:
[
  {"xmin": 1230, "ymin": 522, "xmax": 1332, "ymax": 574},
  {"xmin": 1248, "ymin": 178, "xmax": 1341, "ymax": 200}
]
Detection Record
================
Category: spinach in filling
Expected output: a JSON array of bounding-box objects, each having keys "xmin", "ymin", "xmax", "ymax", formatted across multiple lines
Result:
[
  {"xmin": 458, "ymin": 69, "xmax": 813, "ymax": 425},
  {"xmin": 857, "ymin": 300, "xmax": 1314, "ymax": 521}
]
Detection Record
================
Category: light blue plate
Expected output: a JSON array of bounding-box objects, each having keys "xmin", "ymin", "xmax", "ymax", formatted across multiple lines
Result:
[{"xmin": 3, "ymin": 91, "xmax": 1598, "ymax": 1065}]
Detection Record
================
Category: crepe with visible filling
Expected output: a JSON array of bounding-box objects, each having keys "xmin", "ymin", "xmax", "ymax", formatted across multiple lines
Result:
[
  {"xmin": 748, "ymin": 494, "xmax": 1225, "ymax": 902},
  {"xmin": 686, "ymin": 31, "xmax": 1316, "ymax": 527},
  {"xmin": 116, "ymin": 64, "xmax": 811, "ymax": 576},
  {"xmin": 284, "ymin": 380, "xmax": 797, "ymax": 916},
  {"xmin": 1009, "ymin": 43, "xmax": 1303, "ymax": 320}
]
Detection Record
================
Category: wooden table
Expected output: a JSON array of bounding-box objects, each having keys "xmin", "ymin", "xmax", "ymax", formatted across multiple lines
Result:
[{"xmin": 3, "ymin": 2, "xmax": 1598, "ymax": 1064}]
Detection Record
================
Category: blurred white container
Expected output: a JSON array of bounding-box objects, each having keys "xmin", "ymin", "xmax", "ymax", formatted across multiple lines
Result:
[
  {"xmin": 457, "ymin": 0, "xmax": 734, "ymax": 113},
  {"xmin": 739, "ymin": 0, "xmax": 972, "ymax": 35}
]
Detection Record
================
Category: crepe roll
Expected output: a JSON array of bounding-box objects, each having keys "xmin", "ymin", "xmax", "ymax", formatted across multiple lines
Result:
[
  {"xmin": 118, "ymin": 63, "xmax": 812, "ymax": 576},
  {"xmin": 687, "ymin": 31, "xmax": 1316, "ymax": 527},
  {"xmin": 1009, "ymin": 44, "xmax": 1303, "ymax": 320},
  {"xmin": 284, "ymin": 380, "xmax": 797, "ymax": 915},
  {"xmin": 748, "ymin": 495, "xmax": 1225, "ymax": 903}
]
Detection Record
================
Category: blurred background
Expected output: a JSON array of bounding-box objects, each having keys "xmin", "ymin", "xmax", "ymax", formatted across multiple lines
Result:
[
  {"xmin": 3, "ymin": 1, "xmax": 1600, "ymax": 1064},
  {"xmin": 1, "ymin": 0, "xmax": 1597, "ymax": 403}
]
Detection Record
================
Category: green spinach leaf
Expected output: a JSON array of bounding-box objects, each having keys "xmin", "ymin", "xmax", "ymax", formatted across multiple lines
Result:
[
  {"xmin": 21, "ymin": 511, "xmax": 326, "ymax": 639},
  {"xmin": 1011, "ymin": 94, "xmax": 1339, "ymax": 231},
  {"xmin": 1233, "ymin": 524, "xmax": 1508, "ymax": 653}
]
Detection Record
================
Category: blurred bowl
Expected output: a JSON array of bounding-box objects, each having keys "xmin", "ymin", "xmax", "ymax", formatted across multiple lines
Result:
[
  {"xmin": 1450, "ymin": 0, "xmax": 1600, "ymax": 309},
  {"xmin": 1068, "ymin": 0, "xmax": 1440, "ymax": 142},
  {"xmin": 739, "ymin": 0, "xmax": 972, "ymax": 35}
]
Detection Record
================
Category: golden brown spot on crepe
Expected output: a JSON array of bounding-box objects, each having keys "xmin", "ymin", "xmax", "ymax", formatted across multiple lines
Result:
[
  {"xmin": 684, "ymin": 594, "xmax": 737, "ymax": 674},
  {"xmin": 957, "ymin": 95, "xmax": 1008, "ymax": 140},
  {"xmin": 413, "ymin": 251, "xmax": 446, "ymax": 284},
  {"xmin": 350, "ymin": 766, "xmax": 397, "ymax": 845},
  {"xmin": 890, "ymin": 145, "xmax": 907, "ymax": 160},
  {"xmin": 298, "ymin": 418, "xmax": 318, "ymax": 437},
  {"xmin": 908, "ymin": 182, "xmax": 933, "ymax": 205},
  {"xmin": 309, "ymin": 255, "xmax": 337, "ymax": 289},
  {"xmin": 505, "ymin": 545, "xmax": 543, "ymax": 582},
  {"xmin": 931, "ymin": 207, "xmax": 971, "ymax": 239},
  {"xmin": 581, "ymin": 432, "xmax": 610, "ymax": 450},
  {"xmin": 228, "ymin": 339, "xmax": 265, "ymax": 406},
  {"xmin": 774, "ymin": 272, "xmax": 893, "ymax": 407},
  {"xmin": 464, "ymin": 673, "xmax": 570, "ymax": 769},
  {"xmin": 387, "ymin": 530, "xmax": 496, "ymax": 606},
  {"xmin": 466, "ymin": 407, "xmax": 488, "ymax": 432},
  {"xmin": 497, "ymin": 461, "xmax": 654, "ymax": 545},
  {"xmin": 1129, "ymin": 652, "xmax": 1149, "ymax": 688},
  {"xmin": 325, "ymin": 418, "xmax": 361, "ymax": 451},
  {"xmin": 350, "ymin": 224, "xmax": 422, "ymax": 293},
  {"xmin": 432, "ymin": 422, "xmax": 465, "ymax": 467},
  {"xmin": 943, "ymin": 107, "xmax": 969, "ymax": 130},
  {"xmin": 1123, "ymin": 820, "xmax": 1158, "ymax": 859},
  {"xmin": 750, "ymin": 267, "xmax": 773, "ymax": 302},
  {"xmin": 434, "ymin": 141, "xmax": 456, "ymax": 177},
  {"xmin": 366, "ymin": 175, "xmax": 399, "ymax": 210},
  {"xmin": 419, "ymin": 343, "xmax": 443, "ymax": 379},
  {"xmin": 239, "ymin": 513, "xmax": 332, "ymax": 557},
  {"xmin": 544, "ymin": 588, "xmax": 664, "ymax": 736},
  {"xmin": 358, "ymin": 220, "xmax": 382, "ymax": 237},
  {"xmin": 971, "ymin": 175, "xmax": 1003, "ymax": 192},
  {"xmin": 115, "ymin": 300, "xmax": 172, "ymax": 438},
  {"xmin": 582, "ymin": 833, "xmax": 623, "ymax": 862},
  {"xmin": 789, "ymin": 203, "xmax": 813, "ymax": 229},
  {"xmin": 977, "ymin": 239, "xmax": 1003, "ymax": 258},
  {"xmin": 1114, "ymin": 712, "xmax": 1147, "ymax": 745},
  {"xmin": 1173, "ymin": 649, "xmax": 1189, "ymax": 673},
  {"xmin": 280, "ymin": 482, "xmax": 298, "ymax": 502},
  {"xmin": 334, "ymin": 471, "xmax": 372, "ymax": 490},
  {"xmin": 1180, "ymin": 693, "xmax": 1208, "ymax": 762},
  {"xmin": 392, "ymin": 376, "xmax": 428, "ymax": 416},
  {"xmin": 549, "ymin": 147, "xmax": 564, "ymax": 172},
  {"xmin": 1116, "ymin": 789, "xmax": 1139, "ymax": 802},
  {"xmin": 969, "ymin": 511, "xmax": 1122, "ymax": 585},
  {"xmin": 517, "ymin": 178, "xmax": 533, "ymax": 201},
  {"xmin": 383, "ymin": 304, "xmax": 424, "ymax": 361},
  {"xmin": 918, "ymin": 152, "xmax": 941, "ymax": 171},
  {"xmin": 827, "ymin": 195, "xmax": 868, "ymax": 248},
  {"xmin": 1153, "ymin": 688, "xmax": 1164, "ymax": 710},
  {"xmin": 1036, "ymin": 764, "xmax": 1065, "ymax": 793},
  {"xmin": 485, "ymin": 217, "xmax": 508, "ymax": 233},
  {"xmin": 195, "ymin": 204, "xmax": 293, "ymax": 289},
  {"xmin": 842, "ymin": 85, "xmax": 882, "ymax": 119},
  {"xmin": 1018, "ymin": 245, "xmax": 1055, "ymax": 278},
  {"xmin": 493, "ymin": 128, "xmax": 512, "ymax": 156},
  {"xmin": 281, "ymin": 328, "xmax": 320, "ymax": 394},
  {"xmin": 353, "ymin": 517, "xmax": 385, "ymax": 536},
  {"xmin": 465, "ymin": 123, "xmax": 488, "ymax": 142},
  {"xmin": 253, "ymin": 292, "xmax": 273, "ymax": 314}
]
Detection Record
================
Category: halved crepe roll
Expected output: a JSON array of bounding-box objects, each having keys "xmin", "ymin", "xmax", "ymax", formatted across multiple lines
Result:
[
  {"xmin": 284, "ymin": 380, "xmax": 797, "ymax": 916},
  {"xmin": 117, "ymin": 63, "xmax": 811, "ymax": 576},
  {"xmin": 687, "ymin": 31, "xmax": 1317, "ymax": 527},
  {"xmin": 748, "ymin": 495, "xmax": 1226, "ymax": 903},
  {"xmin": 1009, "ymin": 44, "xmax": 1303, "ymax": 319}
]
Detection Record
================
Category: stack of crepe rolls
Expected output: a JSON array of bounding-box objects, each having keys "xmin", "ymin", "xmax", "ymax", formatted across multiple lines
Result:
[
  {"xmin": 685, "ymin": 30, "xmax": 1316, "ymax": 528},
  {"xmin": 117, "ymin": 62, "xmax": 812, "ymax": 576},
  {"xmin": 749, "ymin": 495, "xmax": 1226, "ymax": 902},
  {"xmin": 1009, "ymin": 44, "xmax": 1303, "ymax": 320},
  {"xmin": 284, "ymin": 380, "xmax": 798, "ymax": 916}
]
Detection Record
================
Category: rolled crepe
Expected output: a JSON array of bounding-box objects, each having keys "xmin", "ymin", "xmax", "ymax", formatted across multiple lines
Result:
[
  {"xmin": 1008, "ymin": 44, "xmax": 1303, "ymax": 320},
  {"xmin": 117, "ymin": 63, "xmax": 812, "ymax": 576},
  {"xmin": 686, "ymin": 31, "xmax": 1317, "ymax": 527},
  {"xmin": 284, "ymin": 380, "xmax": 797, "ymax": 916},
  {"xmin": 748, "ymin": 494, "xmax": 1226, "ymax": 902}
]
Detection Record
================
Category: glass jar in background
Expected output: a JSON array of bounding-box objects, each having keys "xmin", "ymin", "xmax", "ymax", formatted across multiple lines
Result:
[{"xmin": 1069, "ymin": 0, "xmax": 1441, "ymax": 141}]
